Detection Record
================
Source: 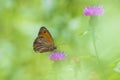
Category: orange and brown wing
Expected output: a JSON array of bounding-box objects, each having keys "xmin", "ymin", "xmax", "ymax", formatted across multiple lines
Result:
[
  {"xmin": 33, "ymin": 26, "xmax": 56, "ymax": 53},
  {"xmin": 38, "ymin": 27, "xmax": 54, "ymax": 45}
]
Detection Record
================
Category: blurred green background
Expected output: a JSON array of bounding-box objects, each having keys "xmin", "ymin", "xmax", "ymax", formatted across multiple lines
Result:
[{"xmin": 0, "ymin": 0, "xmax": 120, "ymax": 80}]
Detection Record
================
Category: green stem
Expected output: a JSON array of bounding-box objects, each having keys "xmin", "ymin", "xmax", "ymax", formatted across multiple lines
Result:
[
  {"xmin": 91, "ymin": 27, "xmax": 101, "ymax": 65},
  {"xmin": 90, "ymin": 16, "xmax": 106, "ymax": 80},
  {"xmin": 91, "ymin": 26, "xmax": 106, "ymax": 80}
]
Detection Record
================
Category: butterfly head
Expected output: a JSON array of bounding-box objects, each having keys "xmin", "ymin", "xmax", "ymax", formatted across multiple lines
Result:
[{"xmin": 50, "ymin": 45, "xmax": 56, "ymax": 50}]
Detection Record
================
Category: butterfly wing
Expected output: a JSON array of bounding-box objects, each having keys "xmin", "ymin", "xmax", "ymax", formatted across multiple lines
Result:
[{"xmin": 33, "ymin": 27, "xmax": 56, "ymax": 53}]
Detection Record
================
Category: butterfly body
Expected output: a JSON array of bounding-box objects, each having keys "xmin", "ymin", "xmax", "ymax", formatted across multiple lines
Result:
[{"xmin": 33, "ymin": 27, "xmax": 56, "ymax": 53}]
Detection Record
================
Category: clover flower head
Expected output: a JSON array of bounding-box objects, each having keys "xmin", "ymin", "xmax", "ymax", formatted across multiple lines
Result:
[
  {"xmin": 84, "ymin": 6, "xmax": 104, "ymax": 16},
  {"xmin": 50, "ymin": 52, "xmax": 66, "ymax": 61}
]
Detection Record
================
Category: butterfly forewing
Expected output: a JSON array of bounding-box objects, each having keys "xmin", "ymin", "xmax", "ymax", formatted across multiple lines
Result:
[
  {"xmin": 39, "ymin": 27, "xmax": 54, "ymax": 45},
  {"xmin": 33, "ymin": 27, "xmax": 56, "ymax": 53}
]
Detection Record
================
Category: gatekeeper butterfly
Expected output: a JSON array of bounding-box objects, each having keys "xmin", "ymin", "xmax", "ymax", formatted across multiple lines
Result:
[{"xmin": 33, "ymin": 26, "xmax": 56, "ymax": 53}]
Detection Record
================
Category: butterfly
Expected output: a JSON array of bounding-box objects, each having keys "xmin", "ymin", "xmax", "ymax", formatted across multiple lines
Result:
[{"xmin": 33, "ymin": 26, "xmax": 56, "ymax": 53}]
